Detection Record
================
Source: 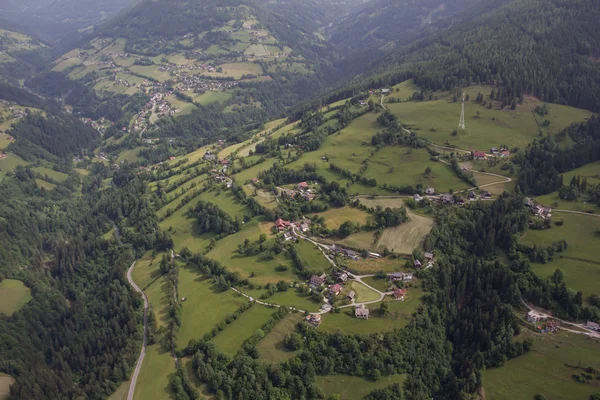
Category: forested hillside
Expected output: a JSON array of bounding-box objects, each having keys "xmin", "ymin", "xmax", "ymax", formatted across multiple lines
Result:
[{"xmin": 362, "ymin": 0, "xmax": 600, "ymax": 112}]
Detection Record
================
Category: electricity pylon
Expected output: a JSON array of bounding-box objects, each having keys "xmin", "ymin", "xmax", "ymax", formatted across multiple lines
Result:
[{"xmin": 458, "ymin": 93, "xmax": 466, "ymax": 130}]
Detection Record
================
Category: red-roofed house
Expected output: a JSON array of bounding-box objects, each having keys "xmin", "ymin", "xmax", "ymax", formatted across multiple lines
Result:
[
  {"xmin": 298, "ymin": 182, "xmax": 309, "ymax": 191},
  {"xmin": 394, "ymin": 288, "xmax": 407, "ymax": 301},
  {"xmin": 275, "ymin": 218, "xmax": 291, "ymax": 231},
  {"xmin": 328, "ymin": 284, "xmax": 342, "ymax": 296},
  {"xmin": 473, "ymin": 151, "xmax": 486, "ymax": 160}
]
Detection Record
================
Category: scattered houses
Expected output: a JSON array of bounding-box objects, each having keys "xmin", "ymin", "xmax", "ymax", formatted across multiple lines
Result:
[
  {"xmin": 298, "ymin": 182, "xmax": 309, "ymax": 191},
  {"xmin": 526, "ymin": 310, "xmax": 547, "ymax": 323},
  {"xmin": 330, "ymin": 244, "xmax": 359, "ymax": 260},
  {"xmin": 309, "ymin": 273, "xmax": 327, "ymax": 288},
  {"xmin": 355, "ymin": 304, "xmax": 370, "ymax": 319},
  {"xmin": 328, "ymin": 283, "xmax": 342, "ymax": 296},
  {"xmin": 525, "ymin": 198, "xmax": 552, "ymax": 219},
  {"xmin": 275, "ymin": 218, "xmax": 291, "ymax": 232},
  {"xmin": 587, "ymin": 321, "xmax": 600, "ymax": 331},
  {"xmin": 283, "ymin": 232, "xmax": 296, "ymax": 242},
  {"xmin": 203, "ymin": 152, "xmax": 217, "ymax": 161},
  {"xmin": 424, "ymin": 252, "xmax": 434, "ymax": 261},
  {"xmin": 393, "ymin": 288, "xmax": 407, "ymax": 301},
  {"xmin": 336, "ymin": 271, "xmax": 349, "ymax": 283}
]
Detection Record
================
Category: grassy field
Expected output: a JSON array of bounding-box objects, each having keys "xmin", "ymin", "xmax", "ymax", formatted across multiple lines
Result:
[
  {"xmin": 257, "ymin": 313, "xmax": 303, "ymax": 362},
  {"xmin": 0, "ymin": 153, "xmax": 28, "ymax": 172},
  {"xmin": 32, "ymin": 167, "xmax": 68, "ymax": 182},
  {"xmin": 233, "ymin": 160, "xmax": 277, "ymax": 183},
  {"xmin": 361, "ymin": 276, "xmax": 391, "ymax": 292},
  {"xmin": 210, "ymin": 304, "xmax": 276, "ymax": 356},
  {"xmin": 0, "ymin": 279, "xmax": 32, "ymax": 315},
  {"xmin": 315, "ymin": 374, "xmax": 406, "ymax": 399},
  {"xmin": 348, "ymin": 257, "xmax": 411, "ymax": 274},
  {"xmin": 296, "ymin": 240, "xmax": 331, "ymax": 271},
  {"xmin": 350, "ymin": 281, "xmax": 380, "ymax": 302},
  {"xmin": 206, "ymin": 62, "xmax": 262, "ymax": 79},
  {"xmin": 386, "ymin": 85, "xmax": 593, "ymax": 152},
  {"xmin": 319, "ymin": 288, "xmax": 422, "ymax": 335},
  {"xmin": 315, "ymin": 207, "xmax": 371, "ymax": 230},
  {"xmin": 263, "ymin": 290, "xmax": 322, "ymax": 312},
  {"xmin": 107, "ymin": 380, "xmax": 130, "ymax": 400},
  {"xmin": 197, "ymin": 188, "xmax": 248, "ymax": 219},
  {"xmin": 177, "ymin": 263, "xmax": 248, "ymax": 348},
  {"xmin": 483, "ymin": 330, "xmax": 600, "ymax": 400},
  {"xmin": 35, "ymin": 179, "xmax": 56, "ymax": 191},
  {"xmin": 132, "ymin": 343, "xmax": 174, "ymax": 400},
  {"xmin": 193, "ymin": 91, "xmax": 232, "ymax": 105},
  {"xmin": 158, "ymin": 198, "xmax": 216, "ymax": 254},
  {"xmin": 0, "ymin": 373, "xmax": 14, "ymax": 400},
  {"xmin": 207, "ymin": 220, "xmax": 299, "ymax": 284},
  {"xmin": 131, "ymin": 252, "xmax": 164, "ymax": 290},
  {"xmin": 145, "ymin": 275, "xmax": 173, "ymax": 329},
  {"xmin": 520, "ymin": 213, "xmax": 600, "ymax": 297}
]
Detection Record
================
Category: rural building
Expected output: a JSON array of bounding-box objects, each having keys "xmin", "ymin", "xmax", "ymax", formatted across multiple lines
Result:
[
  {"xmin": 389, "ymin": 272, "xmax": 413, "ymax": 282},
  {"xmin": 203, "ymin": 152, "xmax": 216, "ymax": 161},
  {"xmin": 587, "ymin": 321, "xmax": 600, "ymax": 331},
  {"xmin": 369, "ymin": 252, "xmax": 382, "ymax": 259},
  {"xmin": 381, "ymin": 88, "xmax": 390, "ymax": 94},
  {"xmin": 306, "ymin": 314, "xmax": 322, "ymax": 326},
  {"xmin": 328, "ymin": 284, "xmax": 342, "ymax": 296},
  {"xmin": 527, "ymin": 310, "xmax": 547, "ymax": 323},
  {"xmin": 424, "ymin": 252, "xmax": 434, "ymax": 261},
  {"xmin": 275, "ymin": 218, "xmax": 291, "ymax": 231},
  {"xmin": 300, "ymin": 192, "xmax": 315, "ymax": 201},
  {"xmin": 455, "ymin": 196, "xmax": 465, "ymax": 205},
  {"xmin": 500, "ymin": 150, "xmax": 510, "ymax": 157},
  {"xmin": 310, "ymin": 273, "xmax": 327, "ymax": 288},
  {"xmin": 337, "ymin": 272, "xmax": 349, "ymax": 283},
  {"xmin": 219, "ymin": 159, "xmax": 229, "ymax": 165},
  {"xmin": 425, "ymin": 187, "xmax": 436, "ymax": 195},
  {"xmin": 394, "ymin": 288, "xmax": 407, "ymax": 301},
  {"xmin": 469, "ymin": 191, "xmax": 477, "ymax": 200},
  {"xmin": 413, "ymin": 193, "xmax": 423, "ymax": 201},
  {"xmin": 347, "ymin": 291, "xmax": 355, "ymax": 301},
  {"xmin": 441, "ymin": 194, "xmax": 454, "ymax": 205},
  {"xmin": 473, "ymin": 151, "xmax": 486, "ymax": 160},
  {"xmin": 298, "ymin": 182, "xmax": 309, "ymax": 191},
  {"xmin": 355, "ymin": 304, "xmax": 370, "ymax": 319},
  {"xmin": 283, "ymin": 232, "xmax": 296, "ymax": 241},
  {"xmin": 321, "ymin": 304, "xmax": 332, "ymax": 312},
  {"xmin": 490, "ymin": 147, "xmax": 499, "ymax": 154},
  {"xmin": 330, "ymin": 245, "xmax": 359, "ymax": 260},
  {"xmin": 413, "ymin": 259, "xmax": 422, "ymax": 268},
  {"xmin": 300, "ymin": 223, "xmax": 310, "ymax": 232},
  {"xmin": 169, "ymin": 156, "xmax": 176, "ymax": 161},
  {"xmin": 482, "ymin": 191, "xmax": 492, "ymax": 199}
]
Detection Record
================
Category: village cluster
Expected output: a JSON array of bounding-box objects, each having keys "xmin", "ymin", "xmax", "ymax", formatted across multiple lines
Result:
[{"xmin": 413, "ymin": 187, "xmax": 492, "ymax": 206}]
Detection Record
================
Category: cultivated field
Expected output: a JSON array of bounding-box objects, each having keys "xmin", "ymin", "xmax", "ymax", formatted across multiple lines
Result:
[
  {"xmin": 483, "ymin": 330, "xmax": 600, "ymax": 400},
  {"xmin": 0, "ymin": 279, "xmax": 32, "ymax": 315},
  {"xmin": 315, "ymin": 206, "xmax": 370, "ymax": 230}
]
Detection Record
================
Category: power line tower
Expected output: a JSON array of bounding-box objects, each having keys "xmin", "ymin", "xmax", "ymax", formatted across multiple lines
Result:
[{"xmin": 458, "ymin": 93, "xmax": 466, "ymax": 130}]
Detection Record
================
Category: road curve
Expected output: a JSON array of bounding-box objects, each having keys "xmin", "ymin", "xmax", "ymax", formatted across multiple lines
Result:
[{"xmin": 126, "ymin": 261, "xmax": 149, "ymax": 400}]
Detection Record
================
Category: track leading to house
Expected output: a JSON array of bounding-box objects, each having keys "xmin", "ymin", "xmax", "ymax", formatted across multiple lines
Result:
[{"xmin": 126, "ymin": 261, "xmax": 148, "ymax": 400}]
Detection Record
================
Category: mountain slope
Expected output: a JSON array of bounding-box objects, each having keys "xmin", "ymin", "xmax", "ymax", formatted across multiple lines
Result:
[{"xmin": 0, "ymin": 25, "xmax": 52, "ymax": 83}]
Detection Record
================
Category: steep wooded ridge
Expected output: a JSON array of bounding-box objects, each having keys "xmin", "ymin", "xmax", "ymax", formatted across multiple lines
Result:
[{"xmin": 361, "ymin": 0, "xmax": 600, "ymax": 112}]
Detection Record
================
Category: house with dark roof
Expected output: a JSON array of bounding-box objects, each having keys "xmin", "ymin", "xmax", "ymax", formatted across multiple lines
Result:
[
  {"xmin": 413, "ymin": 259, "xmax": 422, "ymax": 268},
  {"xmin": 424, "ymin": 252, "xmax": 434, "ymax": 261},
  {"xmin": 587, "ymin": 321, "xmax": 600, "ymax": 331},
  {"xmin": 469, "ymin": 191, "xmax": 477, "ymax": 200},
  {"xmin": 482, "ymin": 190, "xmax": 492, "ymax": 199},
  {"xmin": 413, "ymin": 193, "xmax": 423, "ymax": 202},
  {"xmin": 389, "ymin": 272, "xmax": 412, "ymax": 282},
  {"xmin": 441, "ymin": 194, "xmax": 454, "ymax": 205},
  {"xmin": 347, "ymin": 291, "xmax": 355, "ymax": 301},
  {"xmin": 310, "ymin": 273, "xmax": 327, "ymax": 288}
]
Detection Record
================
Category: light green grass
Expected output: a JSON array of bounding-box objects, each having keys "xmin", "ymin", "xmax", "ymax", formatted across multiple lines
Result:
[
  {"xmin": 296, "ymin": 240, "xmax": 331, "ymax": 271},
  {"xmin": 132, "ymin": 343, "xmax": 174, "ymax": 400},
  {"xmin": 145, "ymin": 275, "xmax": 172, "ymax": 329},
  {"xmin": 177, "ymin": 263, "xmax": 247, "ymax": 348},
  {"xmin": 116, "ymin": 147, "xmax": 143, "ymax": 163},
  {"xmin": 193, "ymin": 91, "xmax": 232, "ymax": 105},
  {"xmin": 0, "ymin": 153, "xmax": 29, "ymax": 171},
  {"xmin": 205, "ymin": 62, "xmax": 262, "ymax": 80},
  {"xmin": 131, "ymin": 252, "xmax": 164, "ymax": 291},
  {"xmin": 350, "ymin": 281, "xmax": 380, "ymax": 302},
  {"xmin": 361, "ymin": 276, "xmax": 390, "ymax": 292},
  {"xmin": 388, "ymin": 79, "xmax": 420, "ymax": 100},
  {"xmin": 210, "ymin": 304, "xmax": 275, "ymax": 356},
  {"xmin": 32, "ymin": 167, "xmax": 68, "ymax": 182},
  {"xmin": 129, "ymin": 65, "xmax": 172, "ymax": 82},
  {"xmin": 315, "ymin": 374, "xmax": 406, "ymax": 400},
  {"xmin": 266, "ymin": 290, "xmax": 322, "ymax": 313},
  {"xmin": 0, "ymin": 279, "xmax": 32, "ymax": 315},
  {"xmin": 364, "ymin": 147, "xmax": 470, "ymax": 192},
  {"xmin": 386, "ymin": 85, "xmax": 592, "ymax": 152},
  {"xmin": 35, "ymin": 179, "xmax": 56, "ymax": 191},
  {"xmin": 196, "ymin": 189, "xmax": 248, "ymax": 219},
  {"xmin": 233, "ymin": 160, "xmax": 276, "ymax": 183},
  {"xmin": 257, "ymin": 314, "xmax": 303, "ymax": 362},
  {"xmin": 315, "ymin": 207, "xmax": 371, "ymax": 230},
  {"xmin": 483, "ymin": 330, "xmax": 600, "ymax": 400},
  {"xmin": 207, "ymin": 220, "xmax": 298, "ymax": 284},
  {"xmin": 520, "ymin": 213, "xmax": 600, "ymax": 297}
]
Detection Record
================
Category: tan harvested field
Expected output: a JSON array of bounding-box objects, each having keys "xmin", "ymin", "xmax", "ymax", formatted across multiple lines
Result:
[
  {"xmin": 348, "ymin": 257, "xmax": 409, "ymax": 274},
  {"xmin": 357, "ymin": 198, "xmax": 434, "ymax": 254},
  {"xmin": 316, "ymin": 207, "xmax": 370, "ymax": 230},
  {"xmin": 0, "ymin": 374, "xmax": 14, "ymax": 400}
]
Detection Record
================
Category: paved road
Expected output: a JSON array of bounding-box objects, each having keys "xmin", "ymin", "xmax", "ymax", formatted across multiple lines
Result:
[{"xmin": 126, "ymin": 261, "xmax": 149, "ymax": 400}]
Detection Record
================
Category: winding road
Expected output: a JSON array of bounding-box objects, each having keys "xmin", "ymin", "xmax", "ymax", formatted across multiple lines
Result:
[{"xmin": 126, "ymin": 261, "xmax": 149, "ymax": 400}]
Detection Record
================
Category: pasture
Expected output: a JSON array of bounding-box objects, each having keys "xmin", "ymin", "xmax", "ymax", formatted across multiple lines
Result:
[
  {"xmin": 257, "ymin": 313, "xmax": 303, "ymax": 362},
  {"xmin": 205, "ymin": 62, "xmax": 262, "ymax": 79},
  {"xmin": 32, "ymin": 167, "xmax": 68, "ymax": 182},
  {"xmin": 0, "ymin": 279, "xmax": 32, "ymax": 315},
  {"xmin": 206, "ymin": 220, "xmax": 298, "ymax": 284},
  {"xmin": 385, "ymin": 85, "xmax": 593, "ymax": 151},
  {"xmin": 520, "ymin": 213, "xmax": 600, "ymax": 297},
  {"xmin": 483, "ymin": 330, "xmax": 600, "ymax": 400},
  {"xmin": 132, "ymin": 343, "xmax": 174, "ymax": 400},
  {"xmin": 350, "ymin": 281, "xmax": 380, "ymax": 302},
  {"xmin": 348, "ymin": 257, "xmax": 410, "ymax": 274},
  {"xmin": 296, "ymin": 240, "xmax": 331, "ymax": 271},
  {"xmin": 177, "ymin": 263, "xmax": 248, "ymax": 348},
  {"xmin": 131, "ymin": 252, "xmax": 163, "ymax": 290},
  {"xmin": 315, "ymin": 207, "xmax": 370, "ymax": 230},
  {"xmin": 210, "ymin": 304, "xmax": 275, "ymax": 356},
  {"xmin": 361, "ymin": 276, "xmax": 391, "ymax": 292},
  {"xmin": 35, "ymin": 179, "xmax": 56, "ymax": 191},
  {"xmin": 193, "ymin": 91, "xmax": 232, "ymax": 105},
  {"xmin": 315, "ymin": 374, "xmax": 406, "ymax": 400},
  {"xmin": 264, "ymin": 290, "xmax": 322, "ymax": 313}
]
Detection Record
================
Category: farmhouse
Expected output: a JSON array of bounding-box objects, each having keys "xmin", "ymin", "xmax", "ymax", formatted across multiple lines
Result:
[
  {"xmin": 424, "ymin": 252, "xmax": 434, "ymax": 261},
  {"xmin": 381, "ymin": 88, "xmax": 390, "ymax": 94},
  {"xmin": 330, "ymin": 244, "xmax": 359, "ymax": 260},
  {"xmin": 203, "ymin": 152, "xmax": 216, "ymax": 161},
  {"xmin": 468, "ymin": 191, "xmax": 477, "ymax": 200},
  {"xmin": 337, "ymin": 272, "xmax": 348, "ymax": 283},
  {"xmin": 298, "ymin": 182, "xmax": 309, "ymax": 191},
  {"xmin": 310, "ymin": 273, "xmax": 327, "ymax": 288},
  {"xmin": 500, "ymin": 150, "xmax": 510, "ymax": 157},
  {"xmin": 473, "ymin": 151, "xmax": 486, "ymax": 160},
  {"xmin": 527, "ymin": 310, "xmax": 547, "ymax": 323},
  {"xmin": 328, "ymin": 284, "xmax": 342, "ymax": 296},
  {"xmin": 219, "ymin": 159, "xmax": 229, "ymax": 166},
  {"xmin": 355, "ymin": 304, "xmax": 370, "ymax": 319},
  {"xmin": 347, "ymin": 291, "xmax": 355, "ymax": 301},
  {"xmin": 394, "ymin": 288, "xmax": 407, "ymax": 301},
  {"xmin": 283, "ymin": 232, "xmax": 296, "ymax": 242},
  {"xmin": 441, "ymin": 194, "xmax": 454, "ymax": 205},
  {"xmin": 482, "ymin": 190, "xmax": 492, "ymax": 199},
  {"xmin": 587, "ymin": 321, "xmax": 600, "ymax": 331},
  {"xmin": 389, "ymin": 272, "xmax": 413, "ymax": 282},
  {"xmin": 306, "ymin": 314, "xmax": 322, "ymax": 326},
  {"xmin": 425, "ymin": 187, "xmax": 436, "ymax": 195},
  {"xmin": 300, "ymin": 192, "xmax": 316, "ymax": 201},
  {"xmin": 275, "ymin": 218, "xmax": 291, "ymax": 231}
]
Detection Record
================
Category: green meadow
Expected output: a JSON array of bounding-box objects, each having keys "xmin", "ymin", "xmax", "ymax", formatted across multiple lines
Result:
[
  {"xmin": 484, "ymin": 330, "xmax": 600, "ymax": 400},
  {"xmin": 257, "ymin": 314, "xmax": 303, "ymax": 362},
  {"xmin": 315, "ymin": 374, "xmax": 406, "ymax": 400},
  {"xmin": 0, "ymin": 279, "xmax": 32, "ymax": 315}
]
